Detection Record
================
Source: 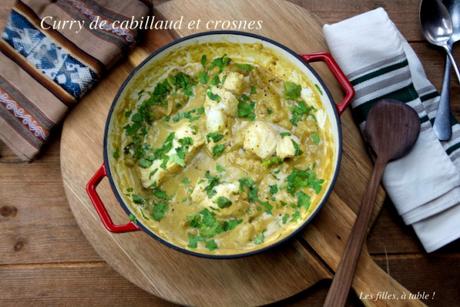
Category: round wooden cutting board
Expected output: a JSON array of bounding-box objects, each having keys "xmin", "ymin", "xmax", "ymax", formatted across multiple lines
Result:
[{"xmin": 61, "ymin": 0, "xmax": 424, "ymax": 306}]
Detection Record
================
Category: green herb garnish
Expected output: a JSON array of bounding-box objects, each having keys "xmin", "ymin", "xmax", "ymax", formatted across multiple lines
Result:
[
  {"xmin": 296, "ymin": 191, "xmax": 311, "ymax": 210},
  {"xmin": 205, "ymin": 239, "xmax": 218, "ymax": 251},
  {"xmin": 280, "ymin": 132, "xmax": 291, "ymax": 137},
  {"xmin": 292, "ymin": 140, "xmax": 303, "ymax": 156},
  {"xmin": 286, "ymin": 168, "xmax": 324, "ymax": 195},
  {"xmin": 216, "ymin": 196, "xmax": 232, "ymax": 209},
  {"xmin": 132, "ymin": 194, "xmax": 144, "ymax": 204},
  {"xmin": 188, "ymin": 234, "xmax": 202, "ymax": 249},
  {"xmin": 216, "ymin": 164, "xmax": 225, "ymax": 173},
  {"xmin": 204, "ymin": 171, "xmax": 220, "ymax": 198},
  {"xmin": 210, "ymin": 55, "xmax": 231, "ymax": 72},
  {"xmin": 206, "ymin": 132, "xmax": 224, "ymax": 143},
  {"xmin": 290, "ymin": 100, "xmax": 314, "ymax": 126},
  {"xmin": 198, "ymin": 71, "xmax": 208, "ymax": 84},
  {"xmin": 237, "ymin": 94, "xmax": 256, "ymax": 120},
  {"xmin": 152, "ymin": 202, "xmax": 168, "ymax": 221},
  {"xmin": 282, "ymin": 214, "xmax": 289, "ymax": 224},
  {"xmin": 201, "ymin": 54, "xmax": 207, "ymax": 67},
  {"xmin": 269, "ymin": 184, "xmax": 279, "ymax": 195},
  {"xmin": 284, "ymin": 81, "xmax": 301, "ymax": 100},
  {"xmin": 210, "ymin": 75, "xmax": 220, "ymax": 86},
  {"xmin": 207, "ymin": 90, "xmax": 221, "ymax": 102},
  {"xmin": 236, "ymin": 63, "xmax": 254, "ymax": 73},
  {"xmin": 212, "ymin": 144, "xmax": 226, "ymax": 157},
  {"xmin": 310, "ymin": 132, "xmax": 321, "ymax": 145},
  {"xmin": 262, "ymin": 156, "xmax": 283, "ymax": 168}
]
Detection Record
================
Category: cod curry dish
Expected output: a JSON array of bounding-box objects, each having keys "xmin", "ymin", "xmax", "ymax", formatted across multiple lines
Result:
[{"xmin": 109, "ymin": 42, "xmax": 335, "ymax": 255}]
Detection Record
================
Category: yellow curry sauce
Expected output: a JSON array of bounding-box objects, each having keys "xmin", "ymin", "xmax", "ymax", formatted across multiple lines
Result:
[{"xmin": 109, "ymin": 42, "xmax": 334, "ymax": 255}]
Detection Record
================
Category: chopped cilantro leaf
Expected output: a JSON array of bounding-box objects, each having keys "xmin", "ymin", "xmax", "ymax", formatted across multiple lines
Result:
[
  {"xmin": 129, "ymin": 213, "xmax": 136, "ymax": 222},
  {"xmin": 286, "ymin": 168, "xmax": 324, "ymax": 195},
  {"xmin": 290, "ymin": 100, "xmax": 314, "ymax": 126},
  {"xmin": 181, "ymin": 177, "xmax": 190, "ymax": 185},
  {"xmin": 171, "ymin": 107, "xmax": 205, "ymax": 123},
  {"xmin": 284, "ymin": 81, "xmax": 301, "ymax": 100},
  {"xmin": 210, "ymin": 75, "xmax": 220, "ymax": 86},
  {"xmin": 236, "ymin": 63, "xmax": 254, "ymax": 73},
  {"xmin": 188, "ymin": 208, "xmax": 223, "ymax": 238},
  {"xmin": 310, "ymin": 132, "xmax": 321, "ymax": 145},
  {"xmin": 201, "ymin": 54, "xmax": 207, "ymax": 67},
  {"xmin": 296, "ymin": 191, "xmax": 311, "ymax": 210},
  {"xmin": 151, "ymin": 132, "xmax": 175, "ymax": 167},
  {"xmin": 259, "ymin": 201, "xmax": 273, "ymax": 214},
  {"xmin": 198, "ymin": 71, "xmax": 208, "ymax": 84},
  {"xmin": 237, "ymin": 94, "xmax": 256, "ymax": 120},
  {"xmin": 282, "ymin": 214, "xmax": 289, "ymax": 224},
  {"xmin": 169, "ymin": 152, "xmax": 185, "ymax": 167},
  {"xmin": 212, "ymin": 144, "xmax": 226, "ymax": 157},
  {"xmin": 205, "ymin": 239, "xmax": 218, "ymax": 251},
  {"xmin": 151, "ymin": 185, "xmax": 170, "ymax": 201},
  {"xmin": 216, "ymin": 196, "xmax": 232, "ymax": 209},
  {"xmin": 269, "ymin": 185, "xmax": 279, "ymax": 195},
  {"xmin": 292, "ymin": 140, "xmax": 303, "ymax": 156},
  {"xmin": 207, "ymin": 90, "xmax": 221, "ymax": 102},
  {"xmin": 204, "ymin": 171, "xmax": 220, "ymax": 198},
  {"xmin": 262, "ymin": 156, "xmax": 283, "ymax": 168},
  {"xmin": 206, "ymin": 132, "xmax": 224, "ymax": 143},
  {"xmin": 139, "ymin": 158, "xmax": 153, "ymax": 168},
  {"xmin": 132, "ymin": 194, "xmax": 144, "ymax": 204},
  {"xmin": 152, "ymin": 202, "xmax": 168, "ymax": 221},
  {"xmin": 216, "ymin": 164, "xmax": 225, "ymax": 173},
  {"xmin": 280, "ymin": 132, "xmax": 291, "ymax": 137},
  {"xmin": 250, "ymin": 86, "xmax": 257, "ymax": 95},
  {"xmin": 239, "ymin": 177, "xmax": 259, "ymax": 203},
  {"xmin": 210, "ymin": 55, "xmax": 231, "ymax": 72},
  {"xmin": 173, "ymin": 72, "xmax": 194, "ymax": 97},
  {"xmin": 188, "ymin": 234, "xmax": 202, "ymax": 249},
  {"xmin": 291, "ymin": 210, "xmax": 301, "ymax": 222},
  {"xmin": 222, "ymin": 219, "xmax": 242, "ymax": 231}
]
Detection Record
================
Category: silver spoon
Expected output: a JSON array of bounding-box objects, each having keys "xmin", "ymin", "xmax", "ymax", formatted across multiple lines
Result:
[
  {"xmin": 434, "ymin": 0, "xmax": 460, "ymax": 141},
  {"xmin": 420, "ymin": 0, "xmax": 460, "ymax": 85}
]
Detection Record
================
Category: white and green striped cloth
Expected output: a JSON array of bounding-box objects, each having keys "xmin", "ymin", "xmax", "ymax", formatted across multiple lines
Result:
[{"xmin": 324, "ymin": 8, "xmax": 460, "ymax": 252}]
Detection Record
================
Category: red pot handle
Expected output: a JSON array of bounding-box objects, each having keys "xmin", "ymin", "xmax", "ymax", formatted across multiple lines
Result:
[
  {"xmin": 86, "ymin": 164, "xmax": 140, "ymax": 233},
  {"xmin": 301, "ymin": 52, "xmax": 354, "ymax": 115}
]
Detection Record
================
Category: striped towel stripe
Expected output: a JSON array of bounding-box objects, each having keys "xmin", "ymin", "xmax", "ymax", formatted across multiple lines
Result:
[{"xmin": 349, "ymin": 54, "xmax": 460, "ymax": 160}]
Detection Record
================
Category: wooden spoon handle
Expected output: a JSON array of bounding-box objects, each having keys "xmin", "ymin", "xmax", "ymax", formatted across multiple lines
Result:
[{"xmin": 324, "ymin": 157, "xmax": 387, "ymax": 307}]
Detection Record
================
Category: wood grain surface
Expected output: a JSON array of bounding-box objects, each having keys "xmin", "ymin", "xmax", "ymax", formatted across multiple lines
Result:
[
  {"xmin": 59, "ymin": 0, "xmax": 418, "ymax": 305},
  {"xmin": 1, "ymin": 0, "xmax": 459, "ymax": 306}
]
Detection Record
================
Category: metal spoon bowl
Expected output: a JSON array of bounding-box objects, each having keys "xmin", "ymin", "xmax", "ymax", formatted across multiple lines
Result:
[{"xmin": 420, "ymin": 0, "xmax": 460, "ymax": 82}]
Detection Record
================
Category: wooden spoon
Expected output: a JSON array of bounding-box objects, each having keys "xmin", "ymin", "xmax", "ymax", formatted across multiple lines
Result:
[{"xmin": 324, "ymin": 99, "xmax": 421, "ymax": 307}]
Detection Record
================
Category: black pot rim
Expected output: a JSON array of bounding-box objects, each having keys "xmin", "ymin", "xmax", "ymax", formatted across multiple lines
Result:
[{"xmin": 103, "ymin": 30, "xmax": 343, "ymax": 259}]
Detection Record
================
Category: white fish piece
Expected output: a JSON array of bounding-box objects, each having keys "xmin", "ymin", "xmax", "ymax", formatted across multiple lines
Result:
[
  {"xmin": 243, "ymin": 121, "xmax": 302, "ymax": 160},
  {"xmin": 276, "ymin": 136, "xmax": 296, "ymax": 159},
  {"xmin": 243, "ymin": 121, "xmax": 279, "ymax": 159},
  {"xmin": 139, "ymin": 122, "xmax": 203, "ymax": 188},
  {"xmin": 204, "ymin": 87, "xmax": 238, "ymax": 133},
  {"xmin": 223, "ymin": 72, "xmax": 245, "ymax": 95},
  {"xmin": 191, "ymin": 181, "xmax": 240, "ymax": 211}
]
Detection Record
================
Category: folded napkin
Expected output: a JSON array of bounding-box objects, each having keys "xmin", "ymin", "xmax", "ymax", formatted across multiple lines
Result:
[
  {"xmin": 0, "ymin": 0, "xmax": 149, "ymax": 161},
  {"xmin": 324, "ymin": 8, "xmax": 460, "ymax": 252}
]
